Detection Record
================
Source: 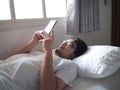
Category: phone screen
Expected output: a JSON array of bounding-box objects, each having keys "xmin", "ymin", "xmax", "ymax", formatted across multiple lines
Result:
[{"xmin": 44, "ymin": 20, "xmax": 57, "ymax": 34}]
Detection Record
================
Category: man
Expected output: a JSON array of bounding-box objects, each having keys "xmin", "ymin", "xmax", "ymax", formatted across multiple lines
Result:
[
  {"xmin": 0, "ymin": 30, "xmax": 87, "ymax": 90},
  {"xmin": 17, "ymin": 30, "xmax": 87, "ymax": 90}
]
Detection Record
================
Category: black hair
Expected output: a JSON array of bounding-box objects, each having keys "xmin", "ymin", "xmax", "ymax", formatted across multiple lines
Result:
[{"xmin": 73, "ymin": 38, "xmax": 88, "ymax": 57}]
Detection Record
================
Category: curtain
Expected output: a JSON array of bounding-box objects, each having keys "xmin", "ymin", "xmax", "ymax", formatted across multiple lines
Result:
[
  {"xmin": 111, "ymin": 0, "xmax": 120, "ymax": 47},
  {"xmin": 67, "ymin": 0, "xmax": 100, "ymax": 34}
]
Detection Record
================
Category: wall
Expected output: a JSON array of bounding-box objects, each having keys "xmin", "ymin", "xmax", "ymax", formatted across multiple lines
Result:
[{"xmin": 0, "ymin": 0, "xmax": 111, "ymax": 60}]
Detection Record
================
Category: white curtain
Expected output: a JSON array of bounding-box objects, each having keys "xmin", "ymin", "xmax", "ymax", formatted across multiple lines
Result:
[{"xmin": 67, "ymin": 0, "xmax": 100, "ymax": 34}]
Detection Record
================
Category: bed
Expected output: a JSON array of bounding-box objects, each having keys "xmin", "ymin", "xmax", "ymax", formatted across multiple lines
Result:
[
  {"xmin": 65, "ymin": 70, "xmax": 120, "ymax": 90},
  {"xmin": 0, "ymin": 45, "xmax": 120, "ymax": 90},
  {"xmin": 65, "ymin": 45, "xmax": 120, "ymax": 90}
]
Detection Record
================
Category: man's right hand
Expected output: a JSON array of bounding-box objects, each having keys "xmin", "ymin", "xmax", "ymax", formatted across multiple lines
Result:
[
  {"xmin": 17, "ymin": 30, "xmax": 49, "ymax": 54},
  {"xmin": 32, "ymin": 30, "xmax": 43, "ymax": 43}
]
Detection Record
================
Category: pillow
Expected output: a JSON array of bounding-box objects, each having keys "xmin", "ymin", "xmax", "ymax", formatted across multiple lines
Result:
[{"xmin": 73, "ymin": 45, "xmax": 120, "ymax": 78}]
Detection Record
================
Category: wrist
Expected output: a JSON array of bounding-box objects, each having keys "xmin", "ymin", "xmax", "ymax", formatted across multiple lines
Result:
[
  {"xmin": 44, "ymin": 48, "xmax": 52, "ymax": 53},
  {"xmin": 44, "ymin": 50, "xmax": 52, "ymax": 58},
  {"xmin": 30, "ymin": 39, "xmax": 39, "ymax": 45}
]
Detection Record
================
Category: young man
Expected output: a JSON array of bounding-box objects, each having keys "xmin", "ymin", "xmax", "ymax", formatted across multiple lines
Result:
[
  {"xmin": 17, "ymin": 30, "xmax": 87, "ymax": 90},
  {"xmin": 0, "ymin": 30, "xmax": 87, "ymax": 90}
]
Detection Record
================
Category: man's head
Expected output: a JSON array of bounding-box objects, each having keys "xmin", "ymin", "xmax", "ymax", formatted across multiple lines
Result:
[{"xmin": 55, "ymin": 38, "xmax": 88, "ymax": 60}]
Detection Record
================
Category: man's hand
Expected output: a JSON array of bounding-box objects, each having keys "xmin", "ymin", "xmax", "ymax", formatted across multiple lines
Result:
[
  {"xmin": 32, "ymin": 30, "xmax": 45, "ymax": 43},
  {"xmin": 42, "ymin": 31, "xmax": 54, "ymax": 52},
  {"xmin": 17, "ymin": 30, "xmax": 49, "ymax": 54}
]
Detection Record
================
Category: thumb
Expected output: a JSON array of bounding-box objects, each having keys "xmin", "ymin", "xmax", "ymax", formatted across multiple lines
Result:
[
  {"xmin": 38, "ymin": 39, "xmax": 44, "ymax": 43},
  {"xmin": 49, "ymin": 30, "xmax": 54, "ymax": 39}
]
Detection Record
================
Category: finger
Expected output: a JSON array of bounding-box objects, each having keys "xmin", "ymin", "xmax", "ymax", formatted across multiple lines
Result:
[
  {"xmin": 38, "ymin": 39, "xmax": 44, "ymax": 43},
  {"xmin": 41, "ymin": 31, "xmax": 49, "ymax": 39},
  {"xmin": 49, "ymin": 30, "xmax": 54, "ymax": 39},
  {"xmin": 36, "ymin": 33, "xmax": 42, "ymax": 39},
  {"xmin": 36, "ymin": 31, "xmax": 46, "ymax": 39}
]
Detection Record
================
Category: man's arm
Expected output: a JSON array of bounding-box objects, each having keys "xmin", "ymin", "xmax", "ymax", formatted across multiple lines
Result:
[
  {"xmin": 40, "ymin": 31, "xmax": 66, "ymax": 90},
  {"xmin": 56, "ymin": 77, "xmax": 66, "ymax": 90},
  {"xmin": 17, "ymin": 40, "xmax": 38, "ymax": 54},
  {"xmin": 17, "ymin": 31, "xmax": 44, "ymax": 54},
  {"xmin": 40, "ymin": 47, "xmax": 56, "ymax": 90}
]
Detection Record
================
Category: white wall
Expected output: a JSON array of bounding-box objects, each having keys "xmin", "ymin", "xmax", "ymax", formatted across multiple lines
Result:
[{"xmin": 0, "ymin": 0, "xmax": 111, "ymax": 60}]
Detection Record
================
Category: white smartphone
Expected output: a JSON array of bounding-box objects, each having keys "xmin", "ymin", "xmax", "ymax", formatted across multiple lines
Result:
[{"xmin": 44, "ymin": 20, "xmax": 57, "ymax": 34}]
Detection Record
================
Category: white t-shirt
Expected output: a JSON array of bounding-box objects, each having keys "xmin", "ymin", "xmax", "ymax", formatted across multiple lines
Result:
[{"xmin": 0, "ymin": 52, "xmax": 77, "ymax": 90}]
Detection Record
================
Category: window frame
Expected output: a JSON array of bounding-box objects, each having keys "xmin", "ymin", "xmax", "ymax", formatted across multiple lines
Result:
[
  {"xmin": 0, "ymin": 0, "xmax": 67, "ymax": 31},
  {"xmin": 5, "ymin": 0, "xmax": 66, "ymax": 20}
]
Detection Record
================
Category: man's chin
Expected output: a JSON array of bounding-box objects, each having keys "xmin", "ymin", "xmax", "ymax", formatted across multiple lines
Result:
[{"xmin": 55, "ymin": 49, "xmax": 62, "ymax": 57}]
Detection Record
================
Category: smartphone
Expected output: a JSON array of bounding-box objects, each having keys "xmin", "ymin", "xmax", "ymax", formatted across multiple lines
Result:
[{"xmin": 44, "ymin": 20, "xmax": 57, "ymax": 34}]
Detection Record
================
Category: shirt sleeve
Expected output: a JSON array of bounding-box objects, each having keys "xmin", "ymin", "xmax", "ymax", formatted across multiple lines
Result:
[{"xmin": 55, "ymin": 59, "xmax": 77, "ymax": 86}]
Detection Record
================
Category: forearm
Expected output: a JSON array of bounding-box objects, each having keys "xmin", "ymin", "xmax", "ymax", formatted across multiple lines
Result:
[
  {"xmin": 40, "ymin": 50, "xmax": 56, "ymax": 90},
  {"xmin": 17, "ymin": 40, "xmax": 38, "ymax": 54}
]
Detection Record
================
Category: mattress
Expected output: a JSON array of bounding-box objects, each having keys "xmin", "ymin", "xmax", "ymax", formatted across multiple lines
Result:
[{"xmin": 65, "ymin": 70, "xmax": 120, "ymax": 90}]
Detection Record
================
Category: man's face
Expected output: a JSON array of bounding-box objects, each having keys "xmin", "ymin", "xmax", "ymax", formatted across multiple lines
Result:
[{"xmin": 55, "ymin": 39, "xmax": 77, "ymax": 59}]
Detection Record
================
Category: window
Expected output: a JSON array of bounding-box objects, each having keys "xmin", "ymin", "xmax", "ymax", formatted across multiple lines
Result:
[
  {"xmin": 0, "ymin": 0, "xmax": 66, "ymax": 20},
  {"xmin": 14, "ymin": 0, "xmax": 43, "ymax": 19},
  {"xmin": 0, "ymin": 0, "xmax": 11, "ymax": 20},
  {"xmin": 45, "ymin": 0, "xmax": 66, "ymax": 18}
]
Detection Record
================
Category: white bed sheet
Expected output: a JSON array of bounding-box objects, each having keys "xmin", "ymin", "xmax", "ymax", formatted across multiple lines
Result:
[{"xmin": 65, "ymin": 70, "xmax": 120, "ymax": 90}]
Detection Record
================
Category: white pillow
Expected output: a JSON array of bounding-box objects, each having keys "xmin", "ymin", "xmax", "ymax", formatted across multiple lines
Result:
[{"xmin": 73, "ymin": 45, "xmax": 120, "ymax": 78}]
